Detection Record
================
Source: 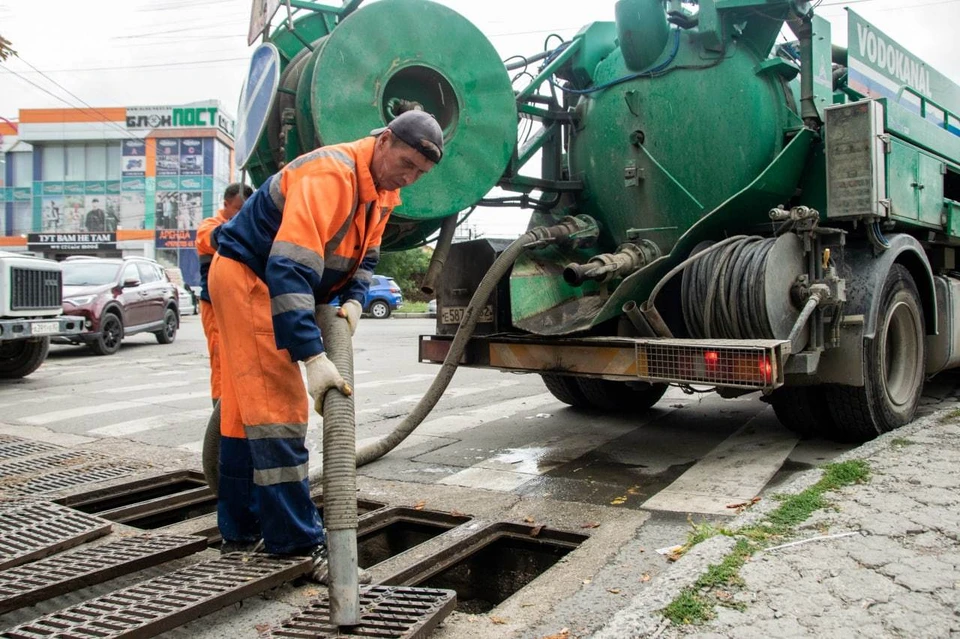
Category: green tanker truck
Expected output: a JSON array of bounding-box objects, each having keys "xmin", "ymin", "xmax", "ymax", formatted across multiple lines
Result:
[{"xmin": 235, "ymin": 0, "xmax": 960, "ymax": 443}]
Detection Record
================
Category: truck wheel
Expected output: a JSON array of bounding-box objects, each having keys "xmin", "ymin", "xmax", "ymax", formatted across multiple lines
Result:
[
  {"xmin": 154, "ymin": 308, "xmax": 178, "ymax": 344},
  {"xmin": 0, "ymin": 338, "xmax": 50, "ymax": 379},
  {"xmin": 90, "ymin": 314, "xmax": 122, "ymax": 356},
  {"xmin": 541, "ymin": 374, "xmax": 592, "ymax": 408},
  {"xmin": 825, "ymin": 265, "xmax": 925, "ymax": 442},
  {"xmin": 768, "ymin": 386, "xmax": 835, "ymax": 439},
  {"xmin": 577, "ymin": 378, "xmax": 668, "ymax": 412}
]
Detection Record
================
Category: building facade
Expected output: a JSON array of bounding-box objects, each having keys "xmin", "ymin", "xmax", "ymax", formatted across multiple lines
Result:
[{"xmin": 0, "ymin": 101, "xmax": 235, "ymax": 287}]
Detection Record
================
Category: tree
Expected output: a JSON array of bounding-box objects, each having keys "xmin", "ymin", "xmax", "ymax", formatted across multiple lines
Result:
[
  {"xmin": 376, "ymin": 247, "xmax": 433, "ymax": 302},
  {"xmin": 0, "ymin": 36, "xmax": 15, "ymax": 62}
]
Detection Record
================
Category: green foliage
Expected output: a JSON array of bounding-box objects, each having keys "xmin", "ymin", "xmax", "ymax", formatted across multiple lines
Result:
[
  {"xmin": 376, "ymin": 247, "xmax": 433, "ymax": 302},
  {"xmin": 662, "ymin": 590, "xmax": 712, "ymax": 625},
  {"xmin": 0, "ymin": 35, "xmax": 14, "ymax": 61},
  {"xmin": 694, "ymin": 539, "xmax": 750, "ymax": 589}
]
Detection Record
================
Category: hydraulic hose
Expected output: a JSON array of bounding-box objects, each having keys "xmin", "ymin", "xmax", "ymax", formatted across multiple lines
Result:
[
  {"xmin": 315, "ymin": 305, "xmax": 359, "ymax": 625},
  {"xmin": 420, "ymin": 213, "xmax": 458, "ymax": 297}
]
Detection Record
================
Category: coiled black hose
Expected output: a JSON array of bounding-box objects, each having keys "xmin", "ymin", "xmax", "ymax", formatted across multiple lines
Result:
[{"xmin": 681, "ymin": 237, "xmax": 776, "ymax": 339}]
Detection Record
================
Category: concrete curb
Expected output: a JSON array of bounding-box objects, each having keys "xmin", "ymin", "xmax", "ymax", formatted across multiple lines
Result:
[
  {"xmin": 594, "ymin": 405, "xmax": 955, "ymax": 638},
  {"xmin": 390, "ymin": 313, "xmax": 433, "ymax": 319}
]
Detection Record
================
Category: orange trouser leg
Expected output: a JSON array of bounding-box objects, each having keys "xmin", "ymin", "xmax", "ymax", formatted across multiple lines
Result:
[
  {"xmin": 199, "ymin": 300, "xmax": 221, "ymax": 402},
  {"xmin": 208, "ymin": 254, "xmax": 322, "ymax": 554}
]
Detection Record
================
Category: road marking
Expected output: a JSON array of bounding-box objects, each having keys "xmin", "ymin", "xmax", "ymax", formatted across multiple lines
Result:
[
  {"xmin": 641, "ymin": 411, "xmax": 799, "ymax": 516},
  {"xmin": 354, "ymin": 374, "xmax": 436, "ymax": 390},
  {"xmin": 415, "ymin": 393, "xmax": 557, "ymax": 437},
  {"xmin": 89, "ymin": 408, "xmax": 212, "ymax": 437},
  {"xmin": 102, "ymin": 381, "xmax": 193, "ymax": 394},
  {"xmin": 22, "ymin": 391, "xmax": 211, "ymax": 425},
  {"xmin": 0, "ymin": 394, "xmax": 73, "ymax": 410}
]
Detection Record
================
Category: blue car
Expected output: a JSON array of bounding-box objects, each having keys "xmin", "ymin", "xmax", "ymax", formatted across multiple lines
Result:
[{"xmin": 333, "ymin": 275, "xmax": 403, "ymax": 319}]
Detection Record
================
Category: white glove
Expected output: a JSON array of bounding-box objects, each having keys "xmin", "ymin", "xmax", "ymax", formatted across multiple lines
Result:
[
  {"xmin": 338, "ymin": 299, "xmax": 362, "ymax": 336},
  {"xmin": 304, "ymin": 353, "xmax": 352, "ymax": 414}
]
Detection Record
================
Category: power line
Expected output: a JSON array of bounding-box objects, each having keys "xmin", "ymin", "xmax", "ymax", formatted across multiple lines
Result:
[{"xmin": 8, "ymin": 56, "xmax": 250, "ymax": 74}]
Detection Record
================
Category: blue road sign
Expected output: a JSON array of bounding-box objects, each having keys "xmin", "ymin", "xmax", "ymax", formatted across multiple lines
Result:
[{"xmin": 235, "ymin": 43, "xmax": 281, "ymax": 169}]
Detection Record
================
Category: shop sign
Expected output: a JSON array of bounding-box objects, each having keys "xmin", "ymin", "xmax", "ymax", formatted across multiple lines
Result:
[
  {"xmin": 125, "ymin": 105, "xmax": 235, "ymax": 136},
  {"xmin": 27, "ymin": 233, "xmax": 118, "ymax": 251},
  {"xmin": 156, "ymin": 229, "xmax": 197, "ymax": 249}
]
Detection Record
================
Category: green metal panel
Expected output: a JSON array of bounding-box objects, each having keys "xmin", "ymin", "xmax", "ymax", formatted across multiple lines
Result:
[
  {"xmin": 946, "ymin": 200, "xmax": 960, "ymax": 238},
  {"xmin": 564, "ymin": 22, "xmax": 617, "ymax": 88},
  {"xmin": 883, "ymin": 99, "xmax": 960, "ymax": 167},
  {"xmin": 810, "ymin": 15, "xmax": 833, "ymax": 121},
  {"xmin": 887, "ymin": 138, "xmax": 919, "ymax": 223},
  {"xmin": 918, "ymin": 152, "xmax": 945, "ymax": 228}
]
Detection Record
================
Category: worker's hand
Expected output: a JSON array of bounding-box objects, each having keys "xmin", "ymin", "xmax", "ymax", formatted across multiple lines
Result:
[
  {"xmin": 304, "ymin": 353, "xmax": 353, "ymax": 414},
  {"xmin": 338, "ymin": 299, "xmax": 362, "ymax": 336}
]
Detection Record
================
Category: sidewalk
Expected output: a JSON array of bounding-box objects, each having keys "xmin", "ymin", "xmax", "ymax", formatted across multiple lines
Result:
[{"xmin": 596, "ymin": 409, "xmax": 960, "ymax": 639}]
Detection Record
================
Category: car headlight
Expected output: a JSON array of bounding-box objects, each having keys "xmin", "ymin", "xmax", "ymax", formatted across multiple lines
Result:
[{"xmin": 64, "ymin": 295, "xmax": 95, "ymax": 306}]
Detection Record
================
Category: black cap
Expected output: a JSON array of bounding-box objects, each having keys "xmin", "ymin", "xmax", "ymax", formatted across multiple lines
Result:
[{"xmin": 371, "ymin": 110, "xmax": 444, "ymax": 164}]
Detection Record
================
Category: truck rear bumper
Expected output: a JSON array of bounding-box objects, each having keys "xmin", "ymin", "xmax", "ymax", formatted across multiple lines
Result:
[
  {"xmin": 419, "ymin": 334, "xmax": 790, "ymax": 392},
  {"xmin": 0, "ymin": 316, "xmax": 84, "ymax": 340}
]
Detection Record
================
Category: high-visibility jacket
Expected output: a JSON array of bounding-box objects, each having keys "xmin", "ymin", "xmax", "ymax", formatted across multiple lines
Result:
[
  {"xmin": 196, "ymin": 209, "xmax": 228, "ymax": 303},
  {"xmin": 216, "ymin": 136, "xmax": 400, "ymax": 361}
]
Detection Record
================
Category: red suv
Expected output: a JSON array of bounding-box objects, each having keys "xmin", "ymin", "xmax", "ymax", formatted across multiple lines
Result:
[{"xmin": 60, "ymin": 257, "xmax": 179, "ymax": 355}]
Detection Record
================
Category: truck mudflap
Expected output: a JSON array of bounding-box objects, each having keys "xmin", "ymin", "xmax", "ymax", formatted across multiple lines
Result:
[
  {"xmin": 419, "ymin": 334, "xmax": 790, "ymax": 392},
  {"xmin": 0, "ymin": 316, "xmax": 83, "ymax": 340}
]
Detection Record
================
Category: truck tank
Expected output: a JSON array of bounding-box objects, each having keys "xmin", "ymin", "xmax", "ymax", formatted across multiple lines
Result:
[{"xmin": 237, "ymin": 0, "xmax": 960, "ymax": 443}]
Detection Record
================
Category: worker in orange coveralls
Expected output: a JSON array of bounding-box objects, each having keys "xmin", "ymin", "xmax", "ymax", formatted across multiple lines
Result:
[
  {"xmin": 196, "ymin": 183, "xmax": 253, "ymax": 407},
  {"xmin": 209, "ymin": 111, "xmax": 443, "ymax": 582}
]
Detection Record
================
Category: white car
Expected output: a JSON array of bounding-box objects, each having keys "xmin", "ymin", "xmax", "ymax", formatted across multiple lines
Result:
[
  {"xmin": 427, "ymin": 299, "xmax": 437, "ymax": 318},
  {"xmin": 177, "ymin": 285, "xmax": 198, "ymax": 316}
]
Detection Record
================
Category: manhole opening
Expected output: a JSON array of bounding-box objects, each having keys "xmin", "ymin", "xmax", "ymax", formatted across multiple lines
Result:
[
  {"xmin": 122, "ymin": 498, "xmax": 218, "ymax": 529},
  {"xmin": 57, "ymin": 471, "xmax": 207, "ymax": 514},
  {"xmin": 358, "ymin": 509, "xmax": 470, "ymax": 569},
  {"xmin": 197, "ymin": 499, "xmax": 388, "ymax": 547},
  {"xmin": 408, "ymin": 526, "xmax": 587, "ymax": 614}
]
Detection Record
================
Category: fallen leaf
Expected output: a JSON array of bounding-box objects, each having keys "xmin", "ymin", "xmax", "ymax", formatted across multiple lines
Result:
[
  {"xmin": 582, "ymin": 578, "xmax": 592, "ymax": 585},
  {"xmin": 450, "ymin": 510, "xmax": 466, "ymax": 518},
  {"xmin": 530, "ymin": 524, "xmax": 544, "ymax": 537},
  {"xmin": 490, "ymin": 616, "xmax": 507, "ymax": 625},
  {"xmin": 610, "ymin": 497, "xmax": 627, "ymax": 506},
  {"xmin": 641, "ymin": 574, "xmax": 651, "ymax": 582},
  {"xmin": 540, "ymin": 629, "xmax": 570, "ymax": 639},
  {"xmin": 626, "ymin": 486, "xmax": 641, "ymax": 495},
  {"xmin": 255, "ymin": 623, "xmax": 271, "ymax": 634},
  {"xmin": 302, "ymin": 588, "xmax": 319, "ymax": 597},
  {"xmin": 580, "ymin": 521, "xmax": 601, "ymax": 529},
  {"xmin": 607, "ymin": 588, "xmax": 621, "ymax": 594},
  {"xmin": 523, "ymin": 516, "xmax": 535, "ymax": 523},
  {"xmin": 413, "ymin": 500, "xmax": 426, "ymax": 510}
]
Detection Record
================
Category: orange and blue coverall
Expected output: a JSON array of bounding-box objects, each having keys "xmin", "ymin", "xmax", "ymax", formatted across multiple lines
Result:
[
  {"xmin": 210, "ymin": 136, "xmax": 399, "ymax": 554},
  {"xmin": 196, "ymin": 210, "xmax": 227, "ymax": 403}
]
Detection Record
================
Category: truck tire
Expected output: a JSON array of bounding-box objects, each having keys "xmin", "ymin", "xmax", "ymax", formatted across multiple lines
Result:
[
  {"xmin": 768, "ymin": 385, "xmax": 836, "ymax": 439},
  {"xmin": 541, "ymin": 374, "xmax": 592, "ymax": 408},
  {"xmin": 577, "ymin": 378, "xmax": 668, "ymax": 412},
  {"xmin": 825, "ymin": 265, "xmax": 925, "ymax": 442},
  {"xmin": 0, "ymin": 338, "xmax": 50, "ymax": 379},
  {"xmin": 154, "ymin": 308, "xmax": 178, "ymax": 344},
  {"xmin": 90, "ymin": 313, "xmax": 123, "ymax": 356}
]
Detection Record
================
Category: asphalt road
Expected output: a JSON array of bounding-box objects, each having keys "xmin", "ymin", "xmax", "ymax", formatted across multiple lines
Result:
[{"xmin": 5, "ymin": 315, "xmax": 956, "ymax": 637}]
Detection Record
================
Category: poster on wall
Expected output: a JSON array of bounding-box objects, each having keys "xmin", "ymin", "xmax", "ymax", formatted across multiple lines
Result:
[
  {"xmin": 179, "ymin": 138, "xmax": 203, "ymax": 176},
  {"xmin": 122, "ymin": 140, "xmax": 146, "ymax": 177},
  {"xmin": 156, "ymin": 139, "xmax": 180, "ymax": 176},
  {"xmin": 42, "ymin": 197, "xmax": 64, "ymax": 232},
  {"xmin": 61, "ymin": 195, "xmax": 86, "ymax": 232},
  {"xmin": 82, "ymin": 195, "xmax": 120, "ymax": 232},
  {"xmin": 120, "ymin": 192, "xmax": 147, "ymax": 230}
]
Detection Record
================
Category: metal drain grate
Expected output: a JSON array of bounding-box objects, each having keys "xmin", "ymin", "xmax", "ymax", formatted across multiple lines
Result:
[
  {"xmin": 8, "ymin": 462, "xmax": 144, "ymax": 496},
  {"xmin": 0, "ymin": 436, "xmax": 60, "ymax": 462},
  {"xmin": 0, "ymin": 450, "xmax": 105, "ymax": 480},
  {"xmin": 269, "ymin": 586, "xmax": 457, "ymax": 639},
  {"xmin": 0, "ymin": 534, "xmax": 207, "ymax": 614},
  {"xmin": 0, "ymin": 553, "xmax": 311, "ymax": 639},
  {"xmin": 0, "ymin": 501, "xmax": 112, "ymax": 571}
]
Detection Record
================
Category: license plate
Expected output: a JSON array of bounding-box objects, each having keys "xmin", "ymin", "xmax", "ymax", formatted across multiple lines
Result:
[
  {"xmin": 30, "ymin": 321, "xmax": 61, "ymax": 336},
  {"xmin": 441, "ymin": 305, "xmax": 494, "ymax": 325}
]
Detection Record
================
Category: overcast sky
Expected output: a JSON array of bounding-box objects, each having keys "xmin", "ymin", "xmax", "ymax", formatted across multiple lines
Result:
[{"xmin": 1, "ymin": 0, "xmax": 957, "ymax": 237}]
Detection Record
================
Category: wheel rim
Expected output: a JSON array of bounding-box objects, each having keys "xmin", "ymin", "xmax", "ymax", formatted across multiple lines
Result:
[
  {"xmin": 103, "ymin": 318, "xmax": 120, "ymax": 349},
  {"xmin": 372, "ymin": 303, "xmax": 387, "ymax": 318},
  {"xmin": 881, "ymin": 299, "xmax": 923, "ymax": 408},
  {"xmin": 165, "ymin": 313, "xmax": 176, "ymax": 338}
]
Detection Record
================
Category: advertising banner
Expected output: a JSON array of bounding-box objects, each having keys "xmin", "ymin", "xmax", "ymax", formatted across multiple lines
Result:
[
  {"xmin": 27, "ymin": 233, "xmax": 117, "ymax": 251},
  {"xmin": 121, "ymin": 140, "xmax": 146, "ymax": 177},
  {"xmin": 156, "ymin": 229, "xmax": 198, "ymax": 249},
  {"xmin": 179, "ymin": 138, "xmax": 204, "ymax": 176},
  {"xmin": 156, "ymin": 138, "xmax": 180, "ymax": 176}
]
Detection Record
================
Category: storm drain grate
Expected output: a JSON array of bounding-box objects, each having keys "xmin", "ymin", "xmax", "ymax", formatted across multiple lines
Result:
[
  {"xmin": 0, "ymin": 553, "xmax": 311, "ymax": 639},
  {"xmin": 0, "ymin": 501, "xmax": 112, "ymax": 571},
  {"xmin": 0, "ymin": 436, "xmax": 61, "ymax": 462},
  {"xmin": 7, "ymin": 462, "xmax": 145, "ymax": 496},
  {"xmin": 0, "ymin": 534, "xmax": 207, "ymax": 614},
  {"xmin": 0, "ymin": 450, "xmax": 106, "ymax": 480},
  {"xmin": 269, "ymin": 585, "xmax": 457, "ymax": 639}
]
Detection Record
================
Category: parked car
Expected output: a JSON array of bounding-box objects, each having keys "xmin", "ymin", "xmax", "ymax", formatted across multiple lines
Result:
[
  {"xmin": 331, "ymin": 275, "xmax": 403, "ymax": 319},
  {"xmin": 60, "ymin": 257, "xmax": 179, "ymax": 355},
  {"xmin": 427, "ymin": 299, "xmax": 437, "ymax": 318},
  {"xmin": 177, "ymin": 285, "xmax": 198, "ymax": 316}
]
